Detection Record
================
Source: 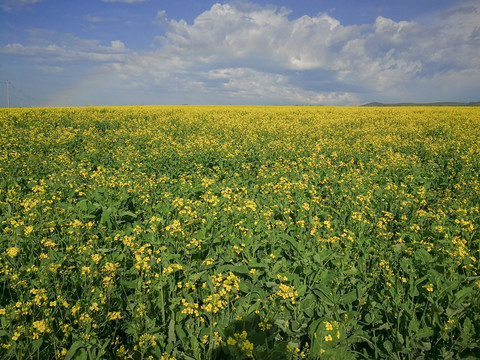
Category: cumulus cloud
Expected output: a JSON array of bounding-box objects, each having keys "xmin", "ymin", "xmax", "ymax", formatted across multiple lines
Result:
[
  {"xmin": 205, "ymin": 67, "xmax": 357, "ymax": 104},
  {"xmin": 111, "ymin": 1, "xmax": 477, "ymax": 103}
]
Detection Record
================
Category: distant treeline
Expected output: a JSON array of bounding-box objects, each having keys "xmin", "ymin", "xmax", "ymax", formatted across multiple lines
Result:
[{"xmin": 362, "ymin": 101, "xmax": 480, "ymax": 107}]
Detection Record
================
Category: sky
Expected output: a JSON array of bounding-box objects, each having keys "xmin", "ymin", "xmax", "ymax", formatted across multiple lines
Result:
[{"xmin": 1, "ymin": 0, "xmax": 479, "ymax": 106}]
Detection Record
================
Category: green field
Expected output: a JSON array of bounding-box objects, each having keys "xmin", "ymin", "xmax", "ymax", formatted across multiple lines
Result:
[{"xmin": 1, "ymin": 106, "xmax": 479, "ymax": 359}]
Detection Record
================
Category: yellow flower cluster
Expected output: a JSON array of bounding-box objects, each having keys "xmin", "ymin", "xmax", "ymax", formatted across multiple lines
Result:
[
  {"xmin": 227, "ymin": 331, "xmax": 254, "ymax": 358},
  {"xmin": 5, "ymin": 246, "xmax": 19, "ymax": 258},
  {"xmin": 1, "ymin": 105, "xmax": 479, "ymax": 359},
  {"xmin": 202, "ymin": 272, "xmax": 240, "ymax": 313},
  {"xmin": 162, "ymin": 263, "xmax": 183, "ymax": 274}
]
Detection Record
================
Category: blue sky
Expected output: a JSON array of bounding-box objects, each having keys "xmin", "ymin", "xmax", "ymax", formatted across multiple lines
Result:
[{"xmin": 1, "ymin": 0, "xmax": 479, "ymax": 106}]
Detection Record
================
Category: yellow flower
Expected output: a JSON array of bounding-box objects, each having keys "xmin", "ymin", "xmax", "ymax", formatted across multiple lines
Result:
[
  {"xmin": 89, "ymin": 302, "xmax": 99, "ymax": 312},
  {"xmin": 71, "ymin": 303, "xmax": 80, "ymax": 315},
  {"xmin": 108, "ymin": 311, "xmax": 122, "ymax": 320},
  {"xmin": 6, "ymin": 246, "xmax": 20, "ymax": 258},
  {"xmin": 91, "ymin": 254, "xmax": 103, "ymax": 264},
  {"xmin": 423, "ymin": 284, "xmax": 434, "ymax": 292},
  {"xmin": 202, "ymin": 258, "xmax": 214, "ymax": 266},
  {"xmin": 241, "ymin": 339, "xmax": 254, "ymax": 356},
  {"xmin": 24, "ymin": 225, "xmax": 34, "ymax": 236},
  {"xmin": 227, "ymin": 337, "xmax": 237, "ymax": 346},
  {"xmin": 33, "ymin": 319, "xmax": 49, "ymax": 334},
  {"xmin": 324, "ymin": 334, "xmax": 333, "ymax": 342}
]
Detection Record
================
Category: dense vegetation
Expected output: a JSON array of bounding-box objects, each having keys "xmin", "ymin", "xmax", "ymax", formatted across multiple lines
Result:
[{"xmin": 1, "ymin": 106, "xmax": 479, "ymax": 359}]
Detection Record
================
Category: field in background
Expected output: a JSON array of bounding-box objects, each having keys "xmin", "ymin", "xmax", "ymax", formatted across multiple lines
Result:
[{"xmin": 0, "ymin": 106, "xmax": 479, "ymax": 359}]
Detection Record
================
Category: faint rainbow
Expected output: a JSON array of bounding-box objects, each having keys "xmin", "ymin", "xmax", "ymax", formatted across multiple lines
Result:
[
  {"xmin": 44, "ymin": 47, "xmax": 273, "ymax": 106},
  {"xmin": 44, "ymin": 68, "xmax": 118, "ymax": 107}
]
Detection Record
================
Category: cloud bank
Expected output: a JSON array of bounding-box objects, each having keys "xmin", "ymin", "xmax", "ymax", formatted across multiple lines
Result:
[{"xmin": 122, "ymin": 1, "xmax": 480, "ymax": 104}]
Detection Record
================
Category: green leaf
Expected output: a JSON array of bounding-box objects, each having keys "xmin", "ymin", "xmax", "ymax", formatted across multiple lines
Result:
[
  {"xmin": 97, "ymin": 248, "xmax": 115, "ymax": 253},
  {"xmin": 308, "ymin": 319, "xmax": 324, "ymax": 355},
  {"xmin": 279, "ymin": 233, "xmax": 304, "ymax": 252},
  {"xmin": 414, "ymin": 249, "xmax": 432, "ymax": 264},
  {"xmin": 416, "ymin": 327, "xmax": 434, "ymax": 339},
  {"xmin": 454, "ymin": 286, "xmax": 472, "ymax": 302},
  {"xmin": 313, "ymin": 288, "xmax": 334, "ymax": 306},
  {"xmin": 168, "ymin": 318, "xmax": 176, "ymax": 343},
  {"xmin": 76, "ymin": 348, "xmax": 88, "ymax": 360},
  {"xmin": 175, "ymin": 324, "xmax": 187, "ymax": 343},
  {"xmin": 249, "ymin": 260, "xmax": 267, "ymax": 268},
  {"xmin": 188, "ymin": 271, "xmax": 206, "ymax": 282},
  {"xmin": 396, "ymin": 332, "xmax": 405, "ymax": 345},
  {"xmin": 100, "ymin": 211, "xmax": 112, "ymax": 228},
  {"xmin": 125, "ymin": 326, "xmax": 137, "ymax": 336},
  {"xmin": 119, "ymin": 210, "xmax": 137, "ymax": 218},
  {"xmin": 28, "ymin": 339, "xmax": 43, "ymax": 355},
  {"xmin": 299, "ymin": 294, "xmax": 315, "ymax": 317},
  {"xmin": 77, "ymin": 199, "xmax": 89, "ymax": 212},
  {"xmin": 122, "ymin": 279, "xmax": 140, "ymax": 289},
  {"xmin": 341, "ymin": 290, "xmax": 358, "ymax": 305},
  {"xmin": 408, "ymin": 317, "xmax": 420, "ymax": 335},
  {"xmin": 189, "ymin": 334, "xmax": 200, "ymax": 353},
  {"xmin": 239, "ymin": 280, "xmax": 251, "ymax": 292},
  {"xmin": 383, "ymin": 340, "xmax": 393, "ymax": 353},
  {"xmin": 65, "ymin": 341, "xmax": 84, "ymax": 360},
  {"xmin": 460, "ymin": 317, "xmax": 474, "ymax": 346}
]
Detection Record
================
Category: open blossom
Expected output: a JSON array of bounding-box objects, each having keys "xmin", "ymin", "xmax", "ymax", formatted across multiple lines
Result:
[
  {"xmin": 108, "ymin": 311, "xmax": 122, "ymax": 320},
  {"xmin": 6, "ymin": 246, "xmax": 20, "ymax": 258},
  {"xmin": 423, "ymin": 284, "xmax": 434, "ymax": 292}
]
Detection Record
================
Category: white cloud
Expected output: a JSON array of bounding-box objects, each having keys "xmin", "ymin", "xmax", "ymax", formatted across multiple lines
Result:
[
  {"xmin": 1, "ymin": 33, "xmax": 131, "ymax": 63},
  {"xmin": 36, "ymin": 65, "xmax": 65, "ymax": 73},
  {"xmin": 204, "ymin": 67, "xmax": 357, "ymax": 105},
  {"xmin": 101, "ymin": 0, "xmax": 149, "ymax": 3},
  {"xmin": 110, "ymin": 40, "xmax": 126, "ymax": 50},
  {"xmin": 83, "ymin": 15, "xmax": 117, "ymax": 23},
  {"xmin": 1, "ymin": 0, "xmax": 41, "ymax": 12},
  {"xmin": 123, "ymin": 1, "xmax": 470, "ymax": 104}
]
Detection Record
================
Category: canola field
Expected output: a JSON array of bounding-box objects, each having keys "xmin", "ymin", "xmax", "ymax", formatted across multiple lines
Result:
[{"xmin": 0, "ymin": 105, "xmax": 479, "ymax": 360}]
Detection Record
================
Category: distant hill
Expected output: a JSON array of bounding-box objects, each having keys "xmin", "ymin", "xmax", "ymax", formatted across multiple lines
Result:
[{"xmin": 361, "ymin": 101, "xmax": 480, "ymax": 107}]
